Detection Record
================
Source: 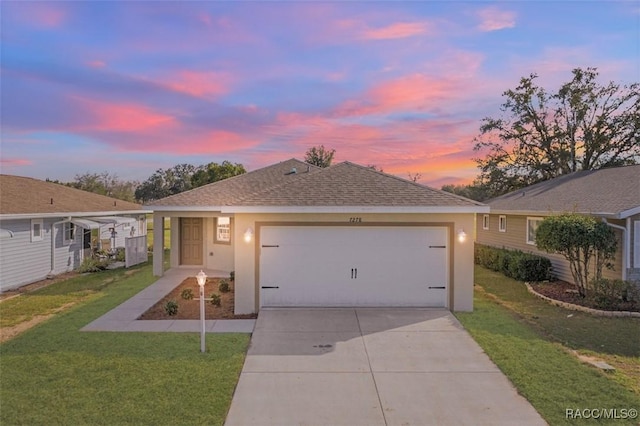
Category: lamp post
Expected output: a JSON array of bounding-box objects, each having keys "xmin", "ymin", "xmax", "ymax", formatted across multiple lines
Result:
[{"xmin": 196, "ymin": 270, "xmax": 207, "ymax": 353}]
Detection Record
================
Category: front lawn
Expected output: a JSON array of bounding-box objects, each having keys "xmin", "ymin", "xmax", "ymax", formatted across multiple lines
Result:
[
  {"xmin": 456, "ymin": 266, "xmax": 640, "ymax": 425},
  {"xmin": 0, "ymin": 264, "xmax": 250, "ymax": 426}
]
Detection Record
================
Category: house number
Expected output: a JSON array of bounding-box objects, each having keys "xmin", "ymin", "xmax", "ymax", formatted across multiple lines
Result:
[{"xmin": 349, "ymin": 217, "xmax": 362, "ymax": 223}]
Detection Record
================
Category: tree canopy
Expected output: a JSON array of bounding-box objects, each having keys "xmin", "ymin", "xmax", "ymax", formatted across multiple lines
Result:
[
  {"xmin": 473, "ymin": 67, "xmax": 639, "ymax": 198},
  {"xmin": 304, "ymin": 145, "xmax": 335, "ymax": 168},
  {"xmin": 134, "ymin": 161, "xmax": 245, "ymax": 203}
]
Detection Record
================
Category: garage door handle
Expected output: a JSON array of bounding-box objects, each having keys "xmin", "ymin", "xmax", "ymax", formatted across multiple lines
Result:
[
  {"xmin": 429, "ymin": 245, "xmax": 446, "ymax": 248},
  {"xmin": 428, "ymin": 286, "xmax": 446, "ymax": 289},
  {"xmin": 262, "ymin": 245, "xmax": 279, "ymax": 248},
  {"xmin": 261, "ymin": 286, "xmax": 279, "ymax": 289}
]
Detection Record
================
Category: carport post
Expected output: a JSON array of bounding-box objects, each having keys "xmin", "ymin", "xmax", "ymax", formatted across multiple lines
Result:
[{"xmin": 196, "ymin": 270, "xmax": 207, "ymax": 353}]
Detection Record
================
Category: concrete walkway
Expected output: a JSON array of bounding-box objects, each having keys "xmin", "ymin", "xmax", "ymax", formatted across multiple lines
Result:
[
  {"xmin": 225, "ymin": 308, "xmax": 546, "ymax": 426},
  {"xmin": 81, "ymin": 268, "xmax": 255, "ymax": 333}
]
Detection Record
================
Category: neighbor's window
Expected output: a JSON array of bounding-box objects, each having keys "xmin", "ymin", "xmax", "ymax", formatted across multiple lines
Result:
[
  {"xmin": 499, "ymin": 215, "xmax": 507, "ymax": 233},
  {"xmin": 526, "ymin": 217, "xmax": 544, "ymax": 245},
  {"xmin": 31, "ymin": 219, "xmax": 43, "ymax": 242},
  {"xmin": 215, "ymin": 217, "xmax": 231, "ymax": 244},
  {"xmin": 64, "ymin": 222, "xmax": 76, "ymax": 243},
  {"xmin": 482, "ymin": 215, "xmax": 489, "ymax": 230}
]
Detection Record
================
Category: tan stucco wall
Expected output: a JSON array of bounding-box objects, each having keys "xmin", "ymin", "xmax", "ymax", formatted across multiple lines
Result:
[{"xmin": 232, "ymin": 212, "xmax": 477, "ymax": 314}]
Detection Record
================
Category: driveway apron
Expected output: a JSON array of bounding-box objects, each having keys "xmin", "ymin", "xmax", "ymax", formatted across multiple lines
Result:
[{"xmin": 225, "ymin": 308, "xmax": 546, "ymax": 426}]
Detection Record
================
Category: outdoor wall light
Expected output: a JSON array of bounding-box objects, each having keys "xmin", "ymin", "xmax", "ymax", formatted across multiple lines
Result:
[
  {"xmin": 244, "ymin": 227, "xmax": 254, "ymax": 243},
  {"xmin": 457, "ymin": 229, "xmax": 467, "ymax": 243},
  {"xmin": 196, "ymin": 270, "xmax": 207, "ymax": 353}
]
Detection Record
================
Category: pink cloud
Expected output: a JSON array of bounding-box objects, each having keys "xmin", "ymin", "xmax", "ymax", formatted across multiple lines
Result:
[
  {"xmin": 0, "ymin": 157, "xmax": 33, "ymax": 166},
  {"xmin": 334, "ymin": 74, "xmax": 466, "ymax": 117},
  {"xmin": 30, "ymin": 5, "xmax": 67, "ymax": 28},
  {"xmin": 362, "ymin": 22, "xmax": 431, "ymax": 40},
  {"xmin": 86, "ymin": 60, "xmax": 107, "ymax": 69},
  {"xmin": 70, "ymin": 97, "xmax": 177, "ymax": 132},
  {"xmin": 477, "ymin": 7, "xmax": 516, "ymax": 32},
  {"xmin": 159, "ymin": 70, "xmax": 232, "ymax": 98}
]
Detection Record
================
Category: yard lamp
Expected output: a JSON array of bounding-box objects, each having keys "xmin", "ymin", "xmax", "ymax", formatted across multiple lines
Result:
[
  {"xmin": 457, "ymin": 229, "xmax": 467, "ymax": 243},
  {"xmin": 196, "ymin": 270, "xmax": 207, "ymax": 353}
]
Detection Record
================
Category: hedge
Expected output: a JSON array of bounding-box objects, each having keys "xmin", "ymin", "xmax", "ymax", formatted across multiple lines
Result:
[{"xmin": 475, "ymin": 244, "xmax": 553, "ymax": 282}]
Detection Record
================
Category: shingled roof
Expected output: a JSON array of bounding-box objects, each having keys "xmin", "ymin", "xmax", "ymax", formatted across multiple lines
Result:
[
  {"xmin": 148, "ymin": 159, "xmax": 485, "ymax": 211},
  {"xmin": 0, "ymin": 174, "xmax": 144, "ymax": 216},
  {"xmin": 488, "ymin": 164, "xmax": 640, "ymax": 218}
]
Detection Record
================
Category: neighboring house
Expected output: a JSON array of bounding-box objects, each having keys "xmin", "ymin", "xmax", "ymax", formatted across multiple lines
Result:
[
  {"xmin": 147, "ymin": 159, "xmax": 488, "ymax": 314},
  {"xmin": 0, "ymin": 175, "xmax": 149, "ymax": 292},
  {"xmin": 477, "ymin": 165, "xmax": 640, "ymax": 284}
]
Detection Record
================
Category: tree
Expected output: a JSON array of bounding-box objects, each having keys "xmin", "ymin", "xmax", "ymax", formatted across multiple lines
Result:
[
  {"xmin": 304, "ymin": 145, "xmax": 335, "ymax": 168},
  {"xmin": 407, "ymin": 172, "xmax": 422, "ymax": 183},
  {"xmin": 440, "ymin": 183, "xmax": 490, "ymax": 202},
  {"xmin": 60, "ymin": 172, "xmax": 138, "ymax": 202},
  {"xmin": 135, "ymin": 164, "xmax": 197, "ymax": 203},
  {"xmin": 535, "ymin": 214, "xmax": 617, "ymax": 297},
  {"xmin": 191, "ymin": 161, "xmax": 246, "ymax": 188},
  {"xmin": 473, "ymin": 67, "xmax": 639, "ymax": 197}
]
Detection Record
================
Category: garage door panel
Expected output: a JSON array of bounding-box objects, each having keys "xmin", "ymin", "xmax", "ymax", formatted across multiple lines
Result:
[{"xmin": 259, "ymin": 226, "xmax": 448, "ymax": 308}]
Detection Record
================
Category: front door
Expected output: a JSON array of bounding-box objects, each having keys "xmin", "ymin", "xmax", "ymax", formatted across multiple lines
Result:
[{"xmin": 180, "ymin": 218, "xmax": 203, "ymax": 265}]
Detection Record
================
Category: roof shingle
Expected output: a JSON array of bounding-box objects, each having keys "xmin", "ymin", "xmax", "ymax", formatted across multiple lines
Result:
[
  {"xmin": 148, "ymin": 159, "xmax": 484, "ymax": 209},
  {"xmin": 0, "ymin": 175, "xmax": 144, "ymax": 215},
  {"xmin": 487, "ymin": 165, "xmax": 640, "ymax": 217}
]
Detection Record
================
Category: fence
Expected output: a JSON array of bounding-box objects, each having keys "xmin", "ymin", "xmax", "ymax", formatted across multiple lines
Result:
[{"xmin": 125, "ymin": 236, "xmax": 147, "ymax": 268}]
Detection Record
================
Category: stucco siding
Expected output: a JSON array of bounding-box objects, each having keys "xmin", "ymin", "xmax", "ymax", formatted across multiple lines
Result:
[{"xmin": 477, "ymin": 214, "xmax": 625, "ymax": 284}]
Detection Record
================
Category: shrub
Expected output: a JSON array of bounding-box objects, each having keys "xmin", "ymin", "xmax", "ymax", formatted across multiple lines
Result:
[
  {"xmin": 218, "ymin": 279, "xmax": 230, "ymax": 293},
  {"xmin": 181, "ymin": 288, "xmax": 194, "ymax": 300},
  {"xmin": 164, "ymin": 300, "xmax": 179, "ymax": 316},
  {"xmin": 229, "ymin": 271, "xmax": 235, "ymax": 281},
  {"xmin": 588, "ymin": 278, "xmax": 640, "ymax": 310},
  {"xmin": 210, "ymin": 294, "xmax": 221, "ymax": 307},
  {"xmin": 475, "ymin": 244, "xmax": 552, "ymax": 282},
  {"xmin": 114, "ymin": 247, "xmax": 126, "ymax": 262},
  {"xmin": 78, "ymin": 257, "xmax": 109, "ymax": 273}
]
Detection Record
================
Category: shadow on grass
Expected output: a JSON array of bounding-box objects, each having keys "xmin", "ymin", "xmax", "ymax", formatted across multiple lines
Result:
[{"xmin": 474, "ymin": 266, "xmax": 640, "ymax": 358}]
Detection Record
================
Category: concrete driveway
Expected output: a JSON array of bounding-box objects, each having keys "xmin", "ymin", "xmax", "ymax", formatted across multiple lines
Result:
[{"xmin": 225, "ymin": 308, "xmax": 546, "ymax": 426}]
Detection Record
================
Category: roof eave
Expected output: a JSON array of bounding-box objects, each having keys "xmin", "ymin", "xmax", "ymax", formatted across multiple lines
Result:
[
  {"xmin": 0, "ymin": 210, "xmax": 150, "ymax": 220},
  {"xmin": 488, "ymin": 208, "xmax": 623, "ymax": 218},
  {"xmin": 147, "ymin": 205, "xmax": 488, "ymax": 214},
  {"xmin": 618, "ymin": 206, "xmax": 640, "ymax": 219}
]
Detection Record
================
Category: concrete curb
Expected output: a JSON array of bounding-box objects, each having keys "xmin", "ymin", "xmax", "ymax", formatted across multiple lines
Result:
[{"xmin": 525, "ymin": 282, "xmax": 640, "ymax": 318}]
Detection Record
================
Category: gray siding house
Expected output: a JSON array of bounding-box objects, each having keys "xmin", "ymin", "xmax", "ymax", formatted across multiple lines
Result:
[
  {"xmin": 477, "ymin": 165, "xmax": 640, "ymax": 284},
  {"xmin": 0, "ymin": 175, "xmax": 149, "ymax": 292}
]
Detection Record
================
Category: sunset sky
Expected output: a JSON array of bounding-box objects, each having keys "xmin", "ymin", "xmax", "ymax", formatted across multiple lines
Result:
[{"xmin": 1, "ymin": 1, "xmax": 638, "ymax": 187}]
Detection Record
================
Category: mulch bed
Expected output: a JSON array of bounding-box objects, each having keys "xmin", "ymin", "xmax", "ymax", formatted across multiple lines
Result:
[
  {"xmin": 138, "ymin": 277, "xmax": 257, "ymax": 320},
  {"xmin": 532, "ymin": 280, "xmax": 640, "ymax": 312}
]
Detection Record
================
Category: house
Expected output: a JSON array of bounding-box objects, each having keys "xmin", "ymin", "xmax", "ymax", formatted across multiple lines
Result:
[
  {"xmin": 0, "ymin": 175, "xmax": 149, "ymax": 292},
  {"xmin": 147, "ymin": 159, "xmax": 488, "ymax": 314},
  {"xmin": 477, "ymin": 165, "xmax": 640, "ymax": 284}
]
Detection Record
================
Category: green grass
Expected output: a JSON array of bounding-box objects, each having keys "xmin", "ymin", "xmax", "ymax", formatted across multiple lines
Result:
[
  {"xmin": 456, "ymin": 266, "xmax": 640, "ymax": 425},
  {"xmin": 0, "ymin": 264, "xmax": 250, "ymax": 426}
]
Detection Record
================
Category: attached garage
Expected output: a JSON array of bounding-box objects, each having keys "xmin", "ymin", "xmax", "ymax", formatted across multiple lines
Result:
[
  {"xmin": 149, "ymin": 159, "xmax": 488, "ymax": 313},
  {"xmin": 259, "ymin": 225, "xmax": 449, "ymax": 308}
]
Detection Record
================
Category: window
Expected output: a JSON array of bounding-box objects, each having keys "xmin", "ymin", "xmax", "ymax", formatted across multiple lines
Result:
[
  {"xmin": 499, "ymin": 215, "xmax": 507, "ymax": 233},
  {"xmin": 482, "ymin": 215, "xmax": 489, "ymax": 230},
  {"xmin": 31, "ymin": 219, "xmax": 43, "ymax": 242},
  {"xmin": 526, "ymin": 217, "xmax": 543, "ymax": 245},
  {"xmin": 215, "ymin": 217, "xmax": 231, "ymax": 244},
  {"xmin": 64, "ymin": 222, "xmax": 76, "ymax": 244}
]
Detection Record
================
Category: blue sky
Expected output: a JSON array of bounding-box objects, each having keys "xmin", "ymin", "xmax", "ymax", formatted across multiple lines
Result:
[{"xmin": 1, "ymin": 1, "xmax": 638, "ymax": 187}]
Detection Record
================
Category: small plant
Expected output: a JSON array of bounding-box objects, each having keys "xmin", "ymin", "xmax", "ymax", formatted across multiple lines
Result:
[
  {"xmin": 115, "ymin": 247, "xmax": 126, "ymax": 262},
  {"xmin": 210, "ymin": 293, "xmax": 221, "ymax": 307},
  {"xmin": 229, "ymin": 271, "xmax": 235, "ymax": 281},
  {"xmin": 181, "ymin": 288, "xmax": 194, "ymax": 300},
  {"xmin": 164, "ymin": 300, "xmax": 179, "ymax": 316},
  {"xmin": 218, "ymin": 279, "xmax": 230, "ymax": 293},
  {"xmin": 78, "ymin": 257, "xmax": 109, "ymax": 273}
]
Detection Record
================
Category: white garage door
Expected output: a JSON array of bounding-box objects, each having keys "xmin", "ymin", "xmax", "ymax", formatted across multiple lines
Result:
[{"xmin": 259, "ymin": 226, "xmax": 448, "ymax": 308}]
